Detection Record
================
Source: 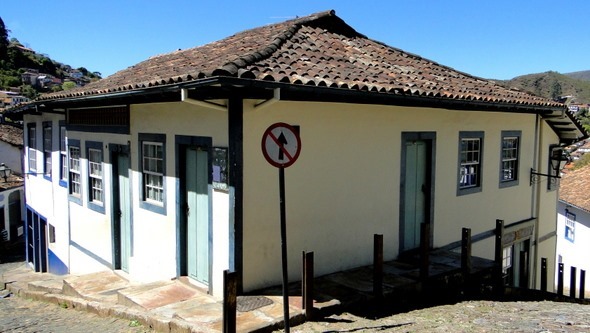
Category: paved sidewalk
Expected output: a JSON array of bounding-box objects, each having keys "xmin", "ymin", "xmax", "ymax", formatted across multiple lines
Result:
[
  {"xmin": 0, "ymin": 249, "xmax": 496, "ymax": 333},
  {"xmin": 0, "ymin": 262, "xmax": 303, "ymax": 333}
]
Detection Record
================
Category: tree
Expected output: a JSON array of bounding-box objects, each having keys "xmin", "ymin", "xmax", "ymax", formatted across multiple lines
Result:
[
  {"xmin": 62, "ymin": 81, "xmax": 76, "ymax": 90},
  {"xmin": 0, "ymin": 17, "xmax": 9, "ymax": 63},
  {"xmin": 551, "ymin": 80, "xmax": 562, "ymax": 100}
]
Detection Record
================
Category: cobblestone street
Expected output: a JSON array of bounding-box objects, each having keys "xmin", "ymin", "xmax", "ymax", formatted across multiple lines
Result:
[
  {"xmin": 276, "ymin": 300, "xmax": 590, "ymax": 333},
  {"xmin": 0, "ymin": 294, "xmax": 154, "ymax": 333}
]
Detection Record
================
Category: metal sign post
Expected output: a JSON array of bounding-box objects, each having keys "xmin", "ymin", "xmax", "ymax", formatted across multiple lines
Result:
[{"xmin": 261, "ymin": 123, "xmax": 301, "ymax": 333}]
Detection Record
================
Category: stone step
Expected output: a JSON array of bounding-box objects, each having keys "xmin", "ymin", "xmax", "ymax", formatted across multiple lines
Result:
[
  {"xmin": 63, "ymin": 270, "xmax": 129, "ymax": 303},
  {"xmin": 27, "ymin": 278, "xmax": 63, "ymax": 294},
  {"xmin": 117, "ymin": 280, "xmax": 200, "ymax": 310}
]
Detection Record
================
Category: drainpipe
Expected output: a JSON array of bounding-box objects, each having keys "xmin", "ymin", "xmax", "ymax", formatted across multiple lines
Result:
[{"xmin": 531, "ymin": 114, "xmax": 542, "ymax": 289}]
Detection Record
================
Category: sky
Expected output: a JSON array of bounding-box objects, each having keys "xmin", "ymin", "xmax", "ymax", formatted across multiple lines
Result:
[{"xmin": 2, "ymin": 1, "xmax": 589, "ymax": 80}]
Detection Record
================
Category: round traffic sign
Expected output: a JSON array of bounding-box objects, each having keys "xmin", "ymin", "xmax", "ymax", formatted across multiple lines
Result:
[{"xmin": 261, "ymin": 123, "xmax": 301, "ymax": 168}]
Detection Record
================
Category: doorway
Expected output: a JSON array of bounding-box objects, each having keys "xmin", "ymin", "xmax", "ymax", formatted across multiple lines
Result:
[
  {"xmin": 111, "ymin": 146, "xmax": 132, "ymax": 272},
  {"xmin": 177, "ymin": 136, "xmax": 212, "ymax": 286},
  {"xmin": 400, "ymin": 132, "xmax": 436, "ymax": 253}
]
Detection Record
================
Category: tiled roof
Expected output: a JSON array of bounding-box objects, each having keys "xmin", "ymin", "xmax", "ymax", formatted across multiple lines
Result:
[
  {"xmin": 40, "ymin": 10, "xmax": 562, "ymax": 108},
  {"xmin": 560, "ymin": 164, "xmax": 590, "ymax": 212},
  {"xmin": 0, "ymin": 124, "xmax": 23, "ymax": 148}
]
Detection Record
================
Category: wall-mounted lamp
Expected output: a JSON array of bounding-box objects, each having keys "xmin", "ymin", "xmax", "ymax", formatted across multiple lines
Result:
[
  {"xmin": 530, "ymin": 146, "xmax": 569, "ymax": 185},
  {"xmin": 0, "ymin": 163, "xmax": 12, "ymax": 182}
]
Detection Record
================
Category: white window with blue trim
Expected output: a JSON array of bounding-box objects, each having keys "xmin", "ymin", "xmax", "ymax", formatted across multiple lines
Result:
[{"xmin": 139, "ymin": 133, "xmax": 166, "ymax": 214}]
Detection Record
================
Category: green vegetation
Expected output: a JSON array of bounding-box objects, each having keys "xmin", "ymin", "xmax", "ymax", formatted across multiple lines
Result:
[
  {"xmin": 572, "ymin": 152, "xmax": 590, "ymax": 170},
  {"xmin": 0, "ymin": 16, "xmax": 101, "ymax": 99},
  {"xmin": 502, "ymin": 71, "xmax": 590, "ymax": 105},
  {"xmin": 500, "ymin": 71, "xmax": 590, "ymax": 135}
]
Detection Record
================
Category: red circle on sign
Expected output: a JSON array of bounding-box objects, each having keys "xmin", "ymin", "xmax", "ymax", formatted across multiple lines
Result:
[{"xmin": 261, "ymin": 122, "xmax": 301, "ymax": 168}]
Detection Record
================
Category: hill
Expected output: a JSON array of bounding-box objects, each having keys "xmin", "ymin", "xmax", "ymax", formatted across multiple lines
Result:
[
  {"xmin": 501, "ymin": 71, "xmax": 590, "ymax": 105},
  {"xmin": 565, "ymin": 70, "xmax": 590, "ymax": 81},
  {"xmin": 0, "ymin": 16, "xmax": 101, "ymax": 100}
]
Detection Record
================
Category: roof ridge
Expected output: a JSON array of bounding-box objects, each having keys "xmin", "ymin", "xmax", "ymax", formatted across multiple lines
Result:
[{"xmin": 212, "ymin": 10, "xmax": 337, "ymax": 76}]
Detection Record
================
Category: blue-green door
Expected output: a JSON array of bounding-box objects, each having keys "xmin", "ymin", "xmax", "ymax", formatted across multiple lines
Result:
[
  {"xmin": 185, "ymin": 147, "xmax": 210, "ymax": 284},
  {"xmin": 402, "ymin": 140, "xmax": 428, "ymax": 251},
  {"xmin": 118, "ymin": 154, "xmax": 131, "ymax": 272},
  {"xmin": 113, "ymin": 152, "xmax": 131, "ymax": 272}
]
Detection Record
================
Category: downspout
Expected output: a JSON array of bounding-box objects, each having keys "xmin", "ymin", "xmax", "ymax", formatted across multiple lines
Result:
[{"xmin": 531, "ymin": 114, "xmax": 542, "ymax": 289}]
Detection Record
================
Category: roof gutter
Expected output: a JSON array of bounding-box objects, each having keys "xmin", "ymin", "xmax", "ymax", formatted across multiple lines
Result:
[
  {"xmin": 253, "ymin": 88, "xmax": 280, "ymax": 111},
  {"xmin": 180, "ymin": 88, "xmax": 227, "ymax": 111}
]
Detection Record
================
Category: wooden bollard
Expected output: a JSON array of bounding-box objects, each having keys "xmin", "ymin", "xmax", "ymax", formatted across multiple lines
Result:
[
  {"xmin": 461, "ymin": 228, "xmax": 472, "ymax": 275},
  {"xmin": 302, "ymin": 251, "xmax": 314, "ymax": 319},
  {"xmin": 541, "ymin": 258, "xmax": 548, "ymax": 292},
  {"xmin": 223, "ymin": 270, "xmax": 237, "ymax": 333},
  {"xmin": 580, "ymin": 270, "xmax": 586, "ymax": 299},
  {"xmin": 373, "ymin": 234, "xmax": 383, "ymax": 299},
  {"xmin": 557, "ymin": 263, "xmax": 564, "ymax": 296},
  {"xmin": 571, "ymin": 266, "xmax": 577, "ymax": 298}
]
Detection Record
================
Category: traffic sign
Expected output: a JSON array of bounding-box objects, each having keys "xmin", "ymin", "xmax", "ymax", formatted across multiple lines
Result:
[{"xmin": 261, "ymin": 123, "xmax": 301, "ymax": 168}]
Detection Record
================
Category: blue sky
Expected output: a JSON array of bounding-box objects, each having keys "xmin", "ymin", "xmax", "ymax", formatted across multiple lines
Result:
[{"xmin": 3, "ymin": 1, "xmax": 588, "ymax": 80}]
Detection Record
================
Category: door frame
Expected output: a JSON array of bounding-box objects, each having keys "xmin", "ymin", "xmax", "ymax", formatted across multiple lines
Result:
[
  {"xmin": 110, "ymin": 143, "xmax": 132, "ymax": 271},
  {"xmin": 399, "ymin": 132, "xmax": 436, "ymax": 254},
  {"xmin": 175, "ymin": 135, "xmax": 213, "ymax": 289}
]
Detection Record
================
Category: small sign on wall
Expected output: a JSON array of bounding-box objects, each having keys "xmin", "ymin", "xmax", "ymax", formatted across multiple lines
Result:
[{"xmin": 213, "ymin": 147, "xmax": 228, "ymax": 191}]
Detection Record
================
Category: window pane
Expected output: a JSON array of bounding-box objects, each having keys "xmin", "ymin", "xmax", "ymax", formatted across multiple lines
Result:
[{"xmin": 142, "ymin": 141, "xmax": 164, "ymax": 203}]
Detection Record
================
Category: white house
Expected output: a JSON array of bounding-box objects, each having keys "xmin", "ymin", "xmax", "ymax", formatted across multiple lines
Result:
[
  {"xmin": 557, "ymin": 163, "xmax": 590, "ymax": 295},
  {"xmin": 0, "ymin": 123, "xmax": 24, "ymax": 243},
  {"xmin": 10, "ymin": 10, "xmax": 587, "ymax": 297}
]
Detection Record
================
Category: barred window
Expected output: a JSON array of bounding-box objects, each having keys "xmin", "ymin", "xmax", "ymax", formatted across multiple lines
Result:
[
  {"xmin": 60, "ymin": 125, "xmax": 67, "ymax": 181},
  {"xmin": 143, "ymin": 142, "xmax": 164, "ymax": 203},
  {"xmin": 460, "ymin": 138, "xmax": 481, "ymax": 188},
  {"xmin": 458, "ymin": 131, "xmax": 484, "ymax": 195},
  {"xmin": 43, "ymin": 123, "xmax": 52, "ymax": 176},
  {"xmin": 88, "ymin": 148, "xmax": 103, "ymax": 204},
  {"xmin": 69, "ymin": 146, "xmax": 81, "ymax": 196},
  {"xmin": 28, "ymin": 124, "xmax": 37, "ymax": 172}
]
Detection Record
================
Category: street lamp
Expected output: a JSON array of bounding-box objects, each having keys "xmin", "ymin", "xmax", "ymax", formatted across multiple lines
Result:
[
  {"xmin": 0, "ymin": 163, "xmax": 12, "ymax": 182},
  {"xmin": 530, "ymin": 146, "xmax": 569, "ymax": 185}
]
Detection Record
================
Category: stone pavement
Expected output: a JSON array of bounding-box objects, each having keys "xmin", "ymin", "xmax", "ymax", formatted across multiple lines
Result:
[{"xmin": 0, "ymin": 249, "xmax": 496, "ymax": 333}]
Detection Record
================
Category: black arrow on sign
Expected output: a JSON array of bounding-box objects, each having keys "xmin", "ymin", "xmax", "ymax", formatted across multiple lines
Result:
[{"xmin": 278, "ymin": 131, "xmax": 288, "ymax": 160}]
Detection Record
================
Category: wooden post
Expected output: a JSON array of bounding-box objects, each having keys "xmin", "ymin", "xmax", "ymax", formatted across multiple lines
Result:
[
  {"xmin": 580, "ymin": 270, "xmax": 586, "ymax": 299},
  {"xmin": 494, "ymin": 220, "xmax": 505, "ymax": 292},
  {"xmin": 420, "ymin": 223, "xmax": 430, "ymax": 280},
  {"xmin": 461, "ymin": 228, "xmax": 472, "ymax": 276},
  {"xmin": 373, "ymin": 234, "xmax": 383, "ymax": 299},
  {"xmin": 541, "ymin": 258, "xmax": 548, "ymax": 292},
  {"xmin": 557, "ymin": 263, "xmax": 564, "ymax": 296},
  {"xmin": 570, "ymin": 266, "xmax": 577, "ymax": 298},
  {"xmin": 303, "ymin": 251, "xmax": 314, "ymax": 319},
  {"xmin": 223, "ymin": 270, "xmax": 237, "ymax": 333},
  {"xmin": 301, "ymin": 251, "xmax": 306, "ymax": 310}
]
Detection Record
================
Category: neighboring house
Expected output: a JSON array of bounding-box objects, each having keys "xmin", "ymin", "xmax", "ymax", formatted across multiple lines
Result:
[
  {"xmin": 0, "ymin": 91, "xmax": 29, "ymax": 109},
  {"xmin": 557, "ymin": 164, "xmax": 590, "ymax": 292},
  {"xmin": 0, "ymin": 123, "xmax": 25, "ymax": 243},
  {"xmin": 8, "ymin": 10, "xmax": 587, "ymax": 297},
  {"xmin": 0, "ymin": 123, "xmax": 23, "ymax": 177}
]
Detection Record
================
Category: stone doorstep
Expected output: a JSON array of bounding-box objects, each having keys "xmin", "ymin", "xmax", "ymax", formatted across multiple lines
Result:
[
  {"xmin": 63, "ymin": 270, "xmax": 130, "ymax": 303},
  {"xmin": 27, "ymin": 278, "xmax": 63, "ymax": 294},
  {"xmin": 118, "ymin": 280, "xmax": 201, "ymax": 311}
]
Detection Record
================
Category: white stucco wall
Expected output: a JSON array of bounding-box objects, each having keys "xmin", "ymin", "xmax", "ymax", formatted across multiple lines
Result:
[
  {"xmin": 0, "ymin": 143, "xmax": 22, "ymax": 175},
  {"xmin": 556, "ymin": 201, "xmax": 590, "ymax": 294},
  {"xmin": 241, "ymin": 100, "xmax": 555, "ymax": 292}
]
